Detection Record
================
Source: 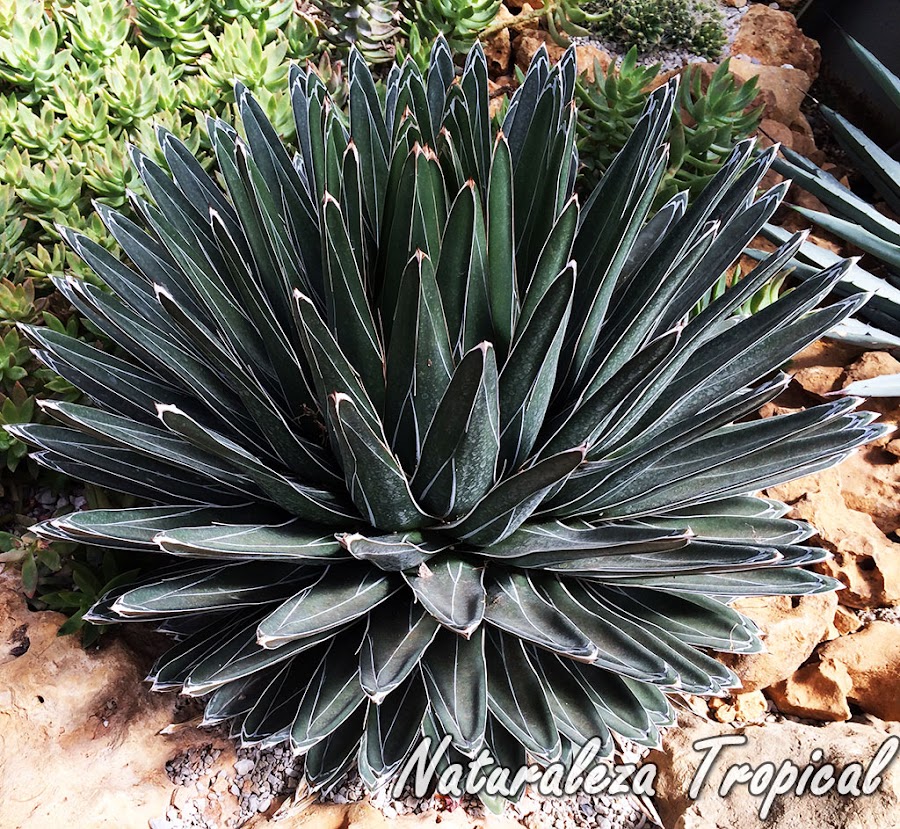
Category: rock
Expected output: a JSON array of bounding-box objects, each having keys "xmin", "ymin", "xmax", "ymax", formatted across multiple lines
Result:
[
  {"xmin": 817, "ymin": 622, "xmax": 900, "ymax": 721},
  {"xmin": 720, "ymin": 592, "xmax": 838, "ymax": 692},
  {"xmin": 246, "ymin": 801, "xmax": 524, "ymax": 828},
  {"xmin": 767, "ymin": 464, "xmax": 900, "ymax": 609},
  {"xmin": 574, "ymin": 44, "xmax": 613, "ymax": 83},
  {"xmin": 0, "ymin": 570, "xmax": 236, "ymax": 829},
  {"xmin": 724, "ymin": 0, "xmax": 747, "ymax": 7},
  {"xmin": 757, "ymin": 117, "xmax": 794, "ymax": 151},
  {"xmin": 729, "ymin": 59, "xmax": 811, "ymax": 125},
  {"xmin": 731, "ymin": 5, "xmax": 822, "ymax": 77},
  {"xmin": 828, "ymin": 605, "xmax": 863, "ymax": 639},
  {"xmin": 835, "ymin": 446, "xmax": 900, "ymax": 534},
  {"xmin": 483, "ymin": 5, "xmax": 514, "ymax": 76},
  {"xmin": 505, "ymin": 0, "xmax": 544, "ymax": 11},
  {"xmin": 767, "ymin": 660, "xmax": 853, "ymax": 721},
  {"xmin": 651, "ymin": 715, "xmax": 900, "ymax": 829},
  {"xmin": 844, "ymin": 351, "xmax": 900, "ymax": 390},
  {"xmin": 710, "ymin": 691, "xmax": 768, "ymax": 723},
  {"xmin": 512, "ymin": 29, "xmax": 566, "ymax": 73}
]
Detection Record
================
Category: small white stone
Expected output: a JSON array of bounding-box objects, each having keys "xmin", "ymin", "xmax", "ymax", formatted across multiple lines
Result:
[{"xmin": 234, "ymin": 758, "xmax": 255, "ymax": 776}]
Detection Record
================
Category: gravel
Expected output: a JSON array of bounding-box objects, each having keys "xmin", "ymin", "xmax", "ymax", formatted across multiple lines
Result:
[{"xmin": 154, "ymin": 735, "xmax": 657, "ymax": 828}]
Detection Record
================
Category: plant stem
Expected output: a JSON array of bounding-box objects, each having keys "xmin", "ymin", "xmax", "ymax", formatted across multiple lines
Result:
[{"xmin": 478, "ymin": 6, "xmax": 548, "ymax": 40}]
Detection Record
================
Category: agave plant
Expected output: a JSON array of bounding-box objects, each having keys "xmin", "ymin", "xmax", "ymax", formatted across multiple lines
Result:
[
  {"xmin": 764, "ymin": 33, "xmax": 900, "ymax": 390},
  {"xmin": 12, "ymin": 41, "xmax": 883, "ymax": 800}
]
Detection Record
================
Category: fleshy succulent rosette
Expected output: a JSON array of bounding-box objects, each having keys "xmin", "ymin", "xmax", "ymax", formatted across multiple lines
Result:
[{"xmin": 11, "ymin": 40, "xmax": 885, "ymax": 800}]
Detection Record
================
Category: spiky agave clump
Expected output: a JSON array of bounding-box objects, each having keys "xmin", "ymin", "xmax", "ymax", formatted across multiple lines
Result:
[{"xmin": 13, "ymin": 41, "xmax": 885, "ymax": 798}]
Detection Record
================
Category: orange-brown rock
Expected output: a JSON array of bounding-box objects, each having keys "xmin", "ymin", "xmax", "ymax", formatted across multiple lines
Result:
[
  {"xmin": 830, "ymin": 605, "xmax": 864, "ymax": 638},
  {"xmin": 731, "ymin": 5, "xmax": 822, "ymax": 77},
  {"xmin": 768, "ymin": 466, "xmax": 900, "ymax": 608},
  {"xmin": 757, "ymin": 117, "xmax": 794, "ymax": 151},
  {"xmin": 511, "ymin": 29, "xmax": 566, "ymax": 72},
  {"xmin": 651, "ymin": 715, "xmax": 900, "ymax": 829},
  {"xmin": 575, "ymin": 43, "xmax": 613, "ymax": 83},
  {"xmin": 710, "ymin": 690, "xmax": 768, "ymax": 723},
  {"xmin": 247, "ymin": 801, "xmax": 524, "ymax": 829},
  {"xmin": 767, "ymin": 659, "xmax": 853, "ymax": 721},
  {"xmin": 817, "ymin": 621, "xmax": 900, "ymax": 721},
  {"xmin": 483, "ymin": 5, "xmax": 515, "ymax": 76},
  {"xmin": 0, "ymin": 569, "xmax": 238, "ymax": 829},
  {"xmin": 728, "ymin": 59, "xmax": 812, "ymax": 125},
  {"xmin": 720, "ymin": 592, "xmax": 838, "ymax": 691}
]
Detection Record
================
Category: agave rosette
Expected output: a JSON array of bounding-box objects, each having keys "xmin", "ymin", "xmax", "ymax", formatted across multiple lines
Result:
[{"xmin": 12, "ymin": 41, "xmax": 885, "ymax": 795}]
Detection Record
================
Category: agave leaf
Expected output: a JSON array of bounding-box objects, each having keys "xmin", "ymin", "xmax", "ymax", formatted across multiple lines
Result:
[
  {"xmin": 410, "ymin": 342, "xmax": 500, "ymax": 519},
  {"xmin": 11, "ymin": 424, "xmax": 245, "ymax": 506},
  {"xmin": 791, "ymin": 206, "xmax": 900, "ymax": 271},
  {"xmin": 112, "ymin": 562, "xmax": 308, "ymax": 617},
  {"xmin": 39, "ymin": 401, "xmax": 256, "ymax": 493},
  {"xmin": 327, "ymin": 393, "xmax": 427, "ymax": 531},
  {"xmin": 293, "ymin": 291, "xmax": 382, "ymax": 433},
  {"xmin": 448, "ymin": 446, "xmax": 586, "ymax": 545},
  {"xmin": 184, "ymin": 616, "xmax": 337, "ymax": 696},
  {"xmin": 359, "ymin": 599, "xmax": 440, "ymax": 702},
  {"xmin": 358, "ymin": 674, "xmax": 428, "ymax": 790},
  {"xmin": 379, "ymin": 145, "xmax": 447, "ymax": 335},
  {"xmin": 20, "ymin": 326, "xmax": 193, "ymax": 427},
  {"xmin": 402, "ymin": 554, "xmax": 486, "ymax": 637},
  {"xmin": 606, "ymin": 567, "xmax": 842, "ymax": 595},
  {"xmin": 305, "ymin": 704, "xmax": 367, "ymax": 790},
  {"xmin": 484, "ymin": 519, "xmax": 689, "ymax": 559},
  {"xmin": 203, "ymin": 670, "xmax": 274, "ymax": 725},
  {"xmin": 321, "ymin": 193, "xmax": 385, "ymax": 409},
  {"xmin": 518, "ymin": 197, "xmax": 578, "ymax": 328},
  {"xmin": 341, "ymin": 531, "xmax": 452, "ymax": 571},
  {"xmin": 156, "ymin": 521, "xmax": 347, "ymax": 562},
  {"xmin": 485, "ymin": 630, "xmax": 560, "ymax": 763},
  {"xmin": 291, "ymin": 633, "xmax": 367, "ymax": 754},
  {"xmin": 257, "ymin": 567, "xmax": 398, "ymax": 647},
  {"xmin": 498, "ymin": 266, "xmax": 574, "ymax": 469},
  {"xmin": 819, "ymin": 106, "xmax": 900, "ymax": 216},
  {"xmin": 157, "ymin": 404, "xmax": 355, "ymax": 525},
  {"xmin": 149, "ymin": 615, "xmax": 244, "ymax": 690},
  {"xmin": 485, "ymin": 134, "xmax": 518, "ymax": 354},
  {"xmin": 435, "ymin": 181, "xmax": 492, "ymax": 357},
  {"xmin": 482, "ymin": 568, "xmax": 598, "ymax": 661},
  {"xmin": 421, "ymin": 626, "xmax": 488, "ymax": 755},
  {"xmin": 530, "ymin": 648, "xmax": 612, "ymax": 755},
  {"xmin": 539, "ymin": 577, "xmax": 675, "ymax": 684},
  {"xmin": 242, "ymin": 657, "xmax": 312, "ymax": 745},
  {"xmin": 41, "ymin": 505, "xmax": 267, "ymax": 550},
  {"xmin": 383, "ymin": 251, "xmax": 454, "ymax": 471}
]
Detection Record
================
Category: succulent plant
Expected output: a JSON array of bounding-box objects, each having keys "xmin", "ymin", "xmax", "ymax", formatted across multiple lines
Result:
[
  {"xmin": 662, "ymin": 59, "xmax": 762, "ymax": 203},
  {"xmin": 313, "ymin": 0, "xmax": 401, "ymax": 64},
  {"xmin": 64, "ymin": 0, "xmax": 131, "ymax": 64},
  {"xmin": 11, "ymin": 41, "xmax": 884, "ymax": 798},
  {"xmin": 133, "ymin": 0, "xmax": 212, "ymax": 65},
  {"xmin": 576, "ymin": 51, "xmax": 761, "ymax": 206},
  {"xmin": 402, "ymin": 0, "xmax": 499, "ymax": 51},
  {"xmin": 765, "ymin": 33, "xmax": 900, "ymax": 394},
  {"xmin": 210, "ymin": 0, "xmax": 294, "ymax": 36},
  {"xmin": 0, "ymin": 0, "xmax": 70, "ymax": 101},
  {"xmin": 201, "ymin": 19, "xmax": 289, "ymax": 96},
  {"xmin": 584, "ymin": 0, "xmax": 726, "ymax": 59}
]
